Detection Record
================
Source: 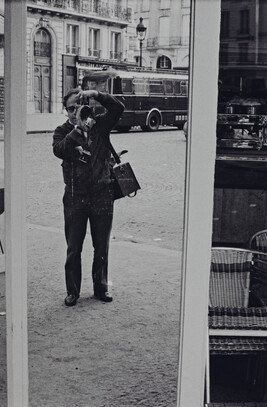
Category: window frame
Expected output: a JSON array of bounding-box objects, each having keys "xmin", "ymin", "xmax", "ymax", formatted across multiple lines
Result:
[{"xmin": 66, "ymin": 23, "xmax": 80, "ymax": 55}]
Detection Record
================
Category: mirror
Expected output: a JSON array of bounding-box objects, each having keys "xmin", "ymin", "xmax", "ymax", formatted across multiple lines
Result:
[{"xmin": 23, "ymin": 1, "xmax": 190, "ymax": 406}]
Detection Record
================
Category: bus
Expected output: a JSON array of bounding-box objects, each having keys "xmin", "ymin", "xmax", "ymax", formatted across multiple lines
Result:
[{"xmin": 81, "ymin": 67, "xmax": 188, "ymax": 132}]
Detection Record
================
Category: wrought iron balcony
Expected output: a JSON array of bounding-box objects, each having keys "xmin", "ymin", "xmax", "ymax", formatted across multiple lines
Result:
[
  {"xmin": 110, "ymin": 51, "xmax": 122, "ymax": 60},
  {"xmin": 147, "ymin": 36, "xmax": 189, "ymax": 48},
  {"xmin": 88, "ymin": 48, "xmax": 101, "ymax": 58},
  {"xmin": 66, "ymin": 45, "xmax": 80, "ymax": 54},
  {"xmin": 146, "ymin": 38, "xmax": 158, "ymax": 48},
  {"xmin": 28, "ymin": 0, "xmax": 132, "ymax": 23}
]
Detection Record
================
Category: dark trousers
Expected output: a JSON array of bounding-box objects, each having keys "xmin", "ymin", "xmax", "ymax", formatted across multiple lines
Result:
[{"xmin": 63, "ymin": 187, "xmax": 114, "ymax": 297}]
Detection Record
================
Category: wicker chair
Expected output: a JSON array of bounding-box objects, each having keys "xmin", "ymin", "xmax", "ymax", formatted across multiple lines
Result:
[
  {"xmin": 206, "ymin": 247, "xmax": 267, "ymax": 404},
  {"xmin": 249, "ymin": 229, "xmax": 267, "ymax": 252},
  {"xmin": 248, "ymin": 230, "xmax": 267, "ymax": 308}
]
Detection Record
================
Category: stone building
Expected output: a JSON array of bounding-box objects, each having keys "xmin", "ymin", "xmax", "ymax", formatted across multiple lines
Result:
[
  {"xmin": 26, "ymin": 0, "xmax": 136, "ymax": 114},
  {"xmin": 10, "ymin": 0, "xmax": 192, "ymax": 117},
  {"xmin": 132, "ymin": 0, "xmax": 190, "ymax": 70},
  {"xmin": 219, "ymin": 0, "xmax": 267, "ymax": 96}
]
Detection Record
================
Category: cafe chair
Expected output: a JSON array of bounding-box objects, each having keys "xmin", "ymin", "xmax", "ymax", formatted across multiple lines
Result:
[
  {"xmin": 248, "ymin": 230, "xmax": 267, "ymax": 307},
  {"xmin": 249, "ymin": 229, "xmax": 267, "ymax": 253},
  {"xmin": 0, "ymin": 188, "xmax": 4, "ymax": 254},
  {"xmin": 206, "ymin": 247, "xmax": 267, "ymax": 404}
]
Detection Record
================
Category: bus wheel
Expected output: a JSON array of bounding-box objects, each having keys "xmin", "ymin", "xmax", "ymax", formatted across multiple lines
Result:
[
  {"xmin": 116, "ymin": 126, "xmax": 131, "ymax": 133},
  {"xmin": 147, "ymin": 112, "xmax": 160, "ymax": 131}
]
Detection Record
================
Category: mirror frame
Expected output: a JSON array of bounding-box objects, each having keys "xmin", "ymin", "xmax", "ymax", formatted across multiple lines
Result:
[
  {"xmin": 4, "ymin": 1, "xmax": 28, "ymax": 406},
  {"xmin": 177, "ymin": 0, "xmax": 220, "ymax": 405}
]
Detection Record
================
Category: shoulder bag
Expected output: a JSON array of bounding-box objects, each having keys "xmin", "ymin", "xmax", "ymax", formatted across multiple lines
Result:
[{"xmin": 106, "ymin": 139, "xmax": 141, "ymax": 200}]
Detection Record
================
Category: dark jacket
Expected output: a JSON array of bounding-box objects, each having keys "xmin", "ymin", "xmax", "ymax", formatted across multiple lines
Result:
[{"xmin": 53, "ymin": 92, "xmax": 124, "ymax": 194}]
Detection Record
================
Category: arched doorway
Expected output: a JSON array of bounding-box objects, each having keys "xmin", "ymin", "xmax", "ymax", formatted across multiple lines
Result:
[
  {"xmin": 157, "ymin": 55, "xmax": 172, "ymax": 69},
  {"xmin": 34, "ymin": 28, "xmax": 51, "ymax": 113}
]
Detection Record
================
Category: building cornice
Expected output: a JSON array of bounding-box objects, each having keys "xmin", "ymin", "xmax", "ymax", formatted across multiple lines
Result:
[{"xmin": 27, "ymin": 2, "xmax": 131, "ymax": 29}]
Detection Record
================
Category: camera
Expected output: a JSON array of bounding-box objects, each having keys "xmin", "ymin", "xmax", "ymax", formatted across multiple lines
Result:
[
  {"xmin": 76, "ymin": 104, "xmax": 96, "ymax": 129},
  {"xmin": 78, "ymin": 149, "xmax": 91, "ymax": 164},
  {"xmin": 78, "ymin": 105, "xmax": 94, "ymax": 120}
]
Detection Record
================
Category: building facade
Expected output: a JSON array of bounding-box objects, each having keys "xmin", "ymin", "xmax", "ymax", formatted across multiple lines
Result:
[
  {"xmin": 132, "ymin": 0, "xmax": 190, "ymax": 70},
  {"xmin": 25, "ymin": 0, "xmax": 191, "ymax": 115},
  {"xmin": 219, "ymin": 0, "xmax": 267, "ymax": 96},
  {"xmin": 26, "ymin": 0, "xmax": 136, "ymax": 114}
]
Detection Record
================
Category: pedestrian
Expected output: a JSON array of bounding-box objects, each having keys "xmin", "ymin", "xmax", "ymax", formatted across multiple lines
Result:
[{"xmin": 53, "ymin": 88, "xmax": 125, "ymax": 306}]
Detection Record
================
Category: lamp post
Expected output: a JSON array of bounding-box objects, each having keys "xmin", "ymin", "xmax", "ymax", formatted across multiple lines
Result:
[{"xmin": 136, "ymin": 17, "xmax": 147, "ymax": 68}]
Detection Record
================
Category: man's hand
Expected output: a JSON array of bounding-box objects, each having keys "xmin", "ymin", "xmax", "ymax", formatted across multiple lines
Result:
[
  {"xmin": 75, "ymin": 146, "xmax": 84, "ymax": 155},
  {"xmin": 74, "ymin": 90, "xmax": 98, "ymax": 105}
]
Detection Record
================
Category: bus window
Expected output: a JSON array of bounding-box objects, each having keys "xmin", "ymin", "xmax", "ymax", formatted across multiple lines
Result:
[
  {"xmin": 133, "ymin": 79, "xmax": 147, "ymax": 95},
  {"xmin": 164, "ymin": 80, "xmax": 174, "ymax": 94},
  {"xmin": 181, "ymin": 80, "xmax": 188, "ymax": 95},
  {"xmin": 121, "ymin": 78, "xmax": 133, "ymax": 94},
  {"xmin": 113, "ymin": 77, "xmax": 122, "ymax": 94},
  {"xmin": 82, "ymin": 79, "xmax": 90, "ymax": 90},
  {"xmin": 149, "ymin": 80, "xmax": 164, "ymax": 94},
  {"xmin": 174, "ymin": 80, "xmax": 181, "ymax": 95},
  {"xmin": 87, "ymin": 80, "xmax": 108, "ymax": 92}
]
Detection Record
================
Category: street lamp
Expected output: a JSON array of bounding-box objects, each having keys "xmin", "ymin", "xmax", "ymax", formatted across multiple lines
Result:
[{"xmin": 136, "ymin": 17, "xmax": 147, "ymax": 68}]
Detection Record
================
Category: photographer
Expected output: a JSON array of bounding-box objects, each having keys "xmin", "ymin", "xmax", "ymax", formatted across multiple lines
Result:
[{"xmin": 53, "ymin": 88, "xmax": 124, "ymax": 306}]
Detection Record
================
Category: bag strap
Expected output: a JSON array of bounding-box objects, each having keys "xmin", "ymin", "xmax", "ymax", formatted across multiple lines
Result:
[{"xmin": 105, "ymin": 137, "xmax": 121, "ymax": 165}]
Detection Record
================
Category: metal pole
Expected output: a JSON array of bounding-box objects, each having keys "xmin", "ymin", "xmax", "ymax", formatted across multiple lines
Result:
[{"xmin": 140, "ymin": 40, "xmax": 142, "ymax": 67}]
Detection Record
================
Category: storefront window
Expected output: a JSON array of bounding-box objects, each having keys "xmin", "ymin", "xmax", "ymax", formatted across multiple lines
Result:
[{"xmin": 211, "ymin": 0, "xmax": 267, "ymax": 402}]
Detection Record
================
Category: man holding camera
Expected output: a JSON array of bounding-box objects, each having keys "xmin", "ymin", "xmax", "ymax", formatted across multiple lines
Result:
[{"xmin": 53, "ymin": 88, "xmax": 124, "ymax": 306}]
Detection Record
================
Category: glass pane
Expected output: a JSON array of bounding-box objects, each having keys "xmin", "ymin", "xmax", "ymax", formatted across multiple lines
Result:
[
  {"xmin": 164, "ymin": 80, "xmax": 174, "ymax": 94},
  {"xmin": 121, "ymin": 78, "xmax": 133, "ymax": 94},
  {"xmin": 211, "ymin": 0, "xmax": 267, "ymax": 402},
  {"xmin": 148, "ymin": 80, "xmax": 164, "ymax": 94},
  {"xmin": 24, "ymin": 1, "xmax": 190, "ymax": 407}
]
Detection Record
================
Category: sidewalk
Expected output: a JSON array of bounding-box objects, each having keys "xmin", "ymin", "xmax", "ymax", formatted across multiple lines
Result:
[{"xmin": 27, "ymin": 113, "xmax": 66, "ymax": 133}]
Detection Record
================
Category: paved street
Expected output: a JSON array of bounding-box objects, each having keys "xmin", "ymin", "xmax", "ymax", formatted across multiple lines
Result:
[
  {"xmin": 0, "ymin": 127, "xmax": 187, "ymax": 407},
  {"xmin": 26, "ymin": 127, "xmax": 186, "ymax": 252},
  {"xmin": 0, "ymin": 128, "xmax": 259, "ymax": 405}
]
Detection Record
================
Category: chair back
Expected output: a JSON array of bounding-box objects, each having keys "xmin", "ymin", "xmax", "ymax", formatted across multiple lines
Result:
[
  {"xmin": 249, "ymin": 229, "xmax": 267, "ymax": 252},
  {"xmin": 209, "ymin": 248, "xmax": 252, "ymax": 308}
]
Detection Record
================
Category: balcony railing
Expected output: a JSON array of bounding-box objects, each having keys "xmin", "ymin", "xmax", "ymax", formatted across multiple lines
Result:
[
  {"xmin": 169, "ymin": 36, "xmax": 181, "ymax": 46},
  {"xmin": 66, "ymin": 45, "xmax": 80, "ymax": 54},
  {"xmin": 147, "ymin": 36, "xmax": 189, "ymax": 48},
  {"xmin": 147, "ymin": 38, "xmax": 158, "ymax": 48},
  {"xmin": 28, "ymin": 0, "xmax": 132, "ymax": 23},
  {"xmin": 110, "ymin": 51, "xmax": 122, "ymax": 60},
  {"xmin": 88, "ymin": 48, "xmax": 101, "ymax": 58},
  {"xmin": 218, "ymin": 50, "xmax": 258, "ymax": 66}
]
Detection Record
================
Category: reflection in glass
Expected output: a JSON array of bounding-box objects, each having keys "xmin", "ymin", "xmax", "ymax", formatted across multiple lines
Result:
[
  {"xmin": 210, "ymin": 0, "xmax": 267, "ymax": 402},
  {"xmin": 26, "ymin": 1, "xmax": 190, "ymax": 407}
]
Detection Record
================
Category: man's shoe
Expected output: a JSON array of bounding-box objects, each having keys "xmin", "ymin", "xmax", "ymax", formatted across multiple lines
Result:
[
  {"xmin": 94, "ymin": 291, "xmax": 113, "ymax": 302},
  {"xmin": 64, "ymin": 294, "xmax": 78, "ymax": 307}
]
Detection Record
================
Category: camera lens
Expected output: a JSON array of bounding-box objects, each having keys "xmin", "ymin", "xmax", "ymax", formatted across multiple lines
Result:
[{"xmin": 80, "ymin": 105, "xmax": 94, "ymax": 121}]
